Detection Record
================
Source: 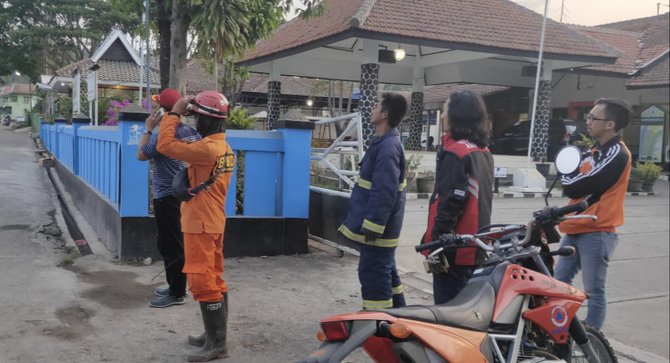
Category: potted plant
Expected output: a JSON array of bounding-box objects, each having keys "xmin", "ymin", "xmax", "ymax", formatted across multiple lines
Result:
[
  {"xmin": 638, "ymin": 161, "xmax": 662, "ymax": 192},
  {"xmin": 417, "ymin": 170, "xmax": 436, "ymax": 194},
  {"xmin": 627, "ymin": 167, "xmax": 644, "ymax": 192},
  {"xmin": 405, "ymin": 154, "xmax": 423, "ymax": 193}
]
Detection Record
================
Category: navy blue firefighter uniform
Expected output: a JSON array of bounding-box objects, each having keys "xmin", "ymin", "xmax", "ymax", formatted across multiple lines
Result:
[{"xmin": 339, "ymin": 128, "xmax": 407, "ymax": 309}]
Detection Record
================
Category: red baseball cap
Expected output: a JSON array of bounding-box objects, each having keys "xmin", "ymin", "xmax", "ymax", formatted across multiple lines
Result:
[{"xmin": 151, "ymin": 88, "xmax": 181, "ymax": 111}]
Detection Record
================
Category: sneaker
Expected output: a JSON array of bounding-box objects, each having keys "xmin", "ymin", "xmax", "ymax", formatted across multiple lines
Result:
[
  {"xmin": 149, "ymin": 295, "xmax": 186, "ymax": 308},
  {"xmin": 154, "ymin": 287, "xmax": 171, "ymax": 297}
]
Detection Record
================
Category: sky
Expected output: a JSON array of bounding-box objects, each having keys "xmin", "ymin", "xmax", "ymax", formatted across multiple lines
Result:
[{"xmin": 511, "ymin": 0, "xmax": 669, "ymax": 26}]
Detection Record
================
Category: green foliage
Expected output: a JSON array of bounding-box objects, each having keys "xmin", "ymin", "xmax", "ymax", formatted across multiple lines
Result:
[
  {"xmin": 55, "ymin": 96, "xmax": 73, "ymax": 119},
  {"xmin": 406, "ymin": 154, "xmax": 423, "ymax": 178},
  {"xmin": 226, "ymin": 108, "xmax": 255, "ymax": 130},
  {"xmin": 0, "ymin": 0, "xmax": 141, "ymax": 78},
  {"xmin": 575, "ymin": 133, "xmax": 595, "ymax": 148},
  {"xmin": 633, "ymin": 161, "xmax": 662, "ymax": 182},
  {"xmin": 197, "ymin": 56, "xmax": 250, "ymax": 105},
  {"xmin": 223, "ymin": 107, "xmax": 254, "ymax": 214}
]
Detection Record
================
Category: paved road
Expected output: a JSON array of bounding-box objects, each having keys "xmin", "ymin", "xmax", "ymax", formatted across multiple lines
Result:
[{"xmin": 397, "ymin": 180, "xmax": 670, "ymax": 359}]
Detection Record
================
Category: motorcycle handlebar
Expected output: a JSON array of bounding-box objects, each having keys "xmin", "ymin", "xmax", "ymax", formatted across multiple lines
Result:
[
  {"xmin": 415, "ymin": 202, "xmax": 593, "ymax": 254},
  {"xmin": 550, "ymin": 201, "xmax": 588, "ymax": 218},
  {"xmin": 415, "ymin": 239, "xmax": 443, "ymax": 252}
]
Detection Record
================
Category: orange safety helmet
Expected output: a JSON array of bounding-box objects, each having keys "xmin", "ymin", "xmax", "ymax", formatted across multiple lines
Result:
[{"xmin": 188, "ymin": 90, "xmax": 229, "ymax": 119}]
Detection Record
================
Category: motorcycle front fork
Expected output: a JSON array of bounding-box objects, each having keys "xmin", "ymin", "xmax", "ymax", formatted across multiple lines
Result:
[
  {"xmin": 529, "ymin": 254, "xmax": 601, "ymax": 363},
  {"xmin": 568, "ymin": 319, "xmax": 601, "ymax": 363}
]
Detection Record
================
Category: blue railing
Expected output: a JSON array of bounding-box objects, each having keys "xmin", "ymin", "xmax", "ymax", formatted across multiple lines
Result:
[
  {"xmin": 40, "ymin": 114, "xmax": 312, "ymax": 220},
  {"xmin": 77, "ymin": 126, "xmax": 121, "ymax": 207}
]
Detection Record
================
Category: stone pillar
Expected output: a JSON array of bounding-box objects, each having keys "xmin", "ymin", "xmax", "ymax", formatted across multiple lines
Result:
[
  {"xmin": 359, "ymin": 63, "xmax": 379, "ymax": 146},
  {"xmin": 266, "ymin": 80, "xmax": 281, "ymax": 130},
  {"xmin": 531, "ymin": 62, "xmax": 553, "ymax": 162},
  {"xmin": 407, "ymin": 92, "xmax": 424, "ymax": 150},
  {"xmin": 407, "ymin": 66, "xmax": 425, "ymax": 150}
]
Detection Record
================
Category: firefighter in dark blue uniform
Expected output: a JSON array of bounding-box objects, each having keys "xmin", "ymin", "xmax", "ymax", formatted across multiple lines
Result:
[{"xmin": 339, "ymin": 93, "xmax": 408, "ymax": 310}]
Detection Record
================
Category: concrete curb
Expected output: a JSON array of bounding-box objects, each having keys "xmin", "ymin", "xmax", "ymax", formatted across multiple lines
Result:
[
  {"xmin": 407, "ymin": 191, "xmax": 656, "ymax": 199},
  {"xmin": 608, "ymin": 338, "xmax": 670, "ymax": 363},
  {"xmin": 48, "ymin": 164, "xmax": 110, "ymax": 259}
]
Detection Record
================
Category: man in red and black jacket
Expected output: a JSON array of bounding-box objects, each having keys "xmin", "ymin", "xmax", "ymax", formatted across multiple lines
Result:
[{"xmin": 421, "ymin": 90, "xmax": 494, "ymax": 304}]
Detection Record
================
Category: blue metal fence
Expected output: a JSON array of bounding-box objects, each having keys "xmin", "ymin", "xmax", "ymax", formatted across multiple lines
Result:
[{"xmin": 40, "ymin": 116, "xmax": 312, "ymax": 220}]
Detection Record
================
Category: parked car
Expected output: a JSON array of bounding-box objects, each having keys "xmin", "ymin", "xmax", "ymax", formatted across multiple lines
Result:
[{"xmin": 489, "ymin": 119, "xmax": 586, "ymax": 161}]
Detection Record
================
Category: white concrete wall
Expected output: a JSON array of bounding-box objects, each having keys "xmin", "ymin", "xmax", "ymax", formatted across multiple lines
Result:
[{"xmin": 550, "ymin": 73, "xmax": 669, "ymax": 108}]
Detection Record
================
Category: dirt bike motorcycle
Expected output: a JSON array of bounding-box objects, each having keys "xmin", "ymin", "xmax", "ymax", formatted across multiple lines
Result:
[{"xmin": 300, "ymin": 147, "xmax": 618, "ymax": 363}]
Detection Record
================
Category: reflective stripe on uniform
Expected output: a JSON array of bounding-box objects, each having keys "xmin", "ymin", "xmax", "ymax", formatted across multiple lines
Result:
[
  {"xmin": 357, "ymin": 178, "xmax": 372, "ymax": 189},
  {"xmin": 392, "ymin": 285, "xmax": 404, "ymax": 295},
  {"xmin": 338, "ymin": 225, "xmax": 399, "ymax": 247},
  {"xmin": 362, "ymin": 219, "xmax": 385, "ymax": 234},
  {"xmin": 398, "ymin": 179, "xmax": 407, "ymax": 191},
  {"xmin": 363, "ymin": 299, "xmax": 393, "ymax": 309},
  {"xmin": 357, "ymin": 178, "xmax": 407, "ymax": 192}
]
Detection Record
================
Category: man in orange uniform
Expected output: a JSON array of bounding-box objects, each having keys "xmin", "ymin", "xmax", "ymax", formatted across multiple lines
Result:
[{"xmin": 157, "ymin": 91, "xmax": 235, "ymax": 362}]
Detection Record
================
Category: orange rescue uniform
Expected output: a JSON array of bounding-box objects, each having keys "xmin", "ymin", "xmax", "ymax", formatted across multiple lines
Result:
[{"xmin": 157, "ymin": 114, "xmax": 234, "ymax": 302}]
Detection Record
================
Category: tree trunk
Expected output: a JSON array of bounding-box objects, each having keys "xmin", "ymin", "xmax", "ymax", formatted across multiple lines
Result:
[
  {"xmin": 156, "ymin": 0, "xmax": 171, "ymax": 90},
  {"xmin": 168, "ymin": 0, "xmax": 191, "ymax": 92}
]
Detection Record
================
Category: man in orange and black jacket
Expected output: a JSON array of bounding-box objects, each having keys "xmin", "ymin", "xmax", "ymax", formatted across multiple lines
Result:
[{"xmin": 555, "ymin": 98, "xmax": 633, "ymax": 330}]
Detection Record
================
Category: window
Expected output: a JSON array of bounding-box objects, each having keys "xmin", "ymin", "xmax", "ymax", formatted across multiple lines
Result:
[
  {"xmin": 10, "ymin": 96, "xmax": 17, "ymax": 102},
  {"xmin": 24, "ymin": 96, "xmax": 30, "ymax": 104}
]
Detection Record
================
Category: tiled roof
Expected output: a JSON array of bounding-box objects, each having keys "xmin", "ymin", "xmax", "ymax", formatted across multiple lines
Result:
[
  {"xmin": 626, "ymin": 53, "xmax": 669, "ymax": 89},
  {"xmin": 242, "ymin": 0, "xmax": 615, "ymax": 64},
  {"xmin": 54, "ymin": 59, "xmax": 160, "ymax": 85},
  {"xmin": 598, "ymin": 13, "xmax": 669, "ymax": 65},
  {"xmin": 0, "ymin": 84, "xmax": 38, "ymax": 96},
  {"xmin": 184, "ymin": 62, "xmax": 337, "ymax": 97},
  {"xmin": 243, "ymin": 74, "xmax": 333, "ymax": 97},
  {"xmin": 567, "ymin": 13, "xmax": 669, "ymax": 86},
  {"xmin": 570, "ymin": 26, "xmax": 641, "ymax": 74},
  {"xmin": 183, "ymin": 61, "xmax": 216, "ymax": 94}
]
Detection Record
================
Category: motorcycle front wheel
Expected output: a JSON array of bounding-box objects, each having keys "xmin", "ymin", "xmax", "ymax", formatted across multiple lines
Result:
[{"xmin": 569, "ymin": 324, "xmax": 618, "ymax": 363}]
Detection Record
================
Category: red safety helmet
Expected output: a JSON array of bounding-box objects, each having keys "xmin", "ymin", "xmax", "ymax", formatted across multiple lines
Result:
[
  {"xmin": 151, "ymin": 88, "xmax": 181, "ymax": 111},
  {"xmin": 188, "ymin": 91, "xmax": 229, "ymax": 119}
]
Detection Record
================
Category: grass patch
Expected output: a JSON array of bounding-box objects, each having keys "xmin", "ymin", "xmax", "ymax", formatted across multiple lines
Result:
[{"xmin": 58, "ymin": 246, "xmax": 80, "ymax": 267}]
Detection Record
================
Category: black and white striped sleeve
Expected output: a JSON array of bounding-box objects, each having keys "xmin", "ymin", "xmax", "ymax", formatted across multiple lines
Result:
[{"xmin": 561, "ymin": 144, "xmax": 629, "ymax": 199}]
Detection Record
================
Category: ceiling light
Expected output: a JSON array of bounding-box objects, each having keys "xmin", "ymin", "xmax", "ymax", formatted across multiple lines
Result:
[
  {"xmin": 306, "ymin": 98, "xmax": 314, "ymax": 107},
  {"xmin": 394, "ymin": 47, "xmax": 406, "ymax": 61},
  {"xmin": 14, "ymin": 71, "xmax": 21, "ymax": 76}
]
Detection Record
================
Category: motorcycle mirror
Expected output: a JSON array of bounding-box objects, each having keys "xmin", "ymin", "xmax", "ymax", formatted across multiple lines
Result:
[
  {"xmin": 555, "ymin": 246, "xmax": 576, "ymax": 257},
  {"xmin": 554, "ymin": 146, "xmax": 581, "ymax": 175}
]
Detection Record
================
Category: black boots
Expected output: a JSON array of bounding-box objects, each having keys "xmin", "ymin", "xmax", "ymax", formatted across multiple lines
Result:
[
  {"xmin": 187, "ymin": 294, "xmax": 228, "ymax": 349},
  {"xmin": 186, "ymin": 296, "xmax": 229, "ymax": 362}
]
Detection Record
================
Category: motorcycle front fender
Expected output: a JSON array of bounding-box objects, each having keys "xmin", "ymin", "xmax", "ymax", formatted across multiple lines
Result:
[{"xmin": 299, "ymin": 320, "xmax": 378, "ymax": 363}]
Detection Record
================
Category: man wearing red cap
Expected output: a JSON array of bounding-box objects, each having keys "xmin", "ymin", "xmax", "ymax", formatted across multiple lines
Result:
[{"xmin": 137, "ymin": 88, "xmax": 200, "ymax": 308}]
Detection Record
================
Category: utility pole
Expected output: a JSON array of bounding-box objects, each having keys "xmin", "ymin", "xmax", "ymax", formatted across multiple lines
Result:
[
  {"xmin": 559, "ymin": 0, "xmax": 566, "ymax": 23},
  {"xmin": 145, "ymin": 0, "xmax": 152, "ymax": 111}
]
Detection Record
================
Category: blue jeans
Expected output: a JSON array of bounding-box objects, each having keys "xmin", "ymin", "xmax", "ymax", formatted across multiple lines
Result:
[{"xmin": 554, "ymin": 232, "xmax": 619, "ymax": 330}]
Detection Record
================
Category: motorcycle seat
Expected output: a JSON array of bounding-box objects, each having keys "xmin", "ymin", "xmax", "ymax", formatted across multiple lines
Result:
[{"xmin": 374, "ymin": 280, "xmax": 495, "ymax": 332}]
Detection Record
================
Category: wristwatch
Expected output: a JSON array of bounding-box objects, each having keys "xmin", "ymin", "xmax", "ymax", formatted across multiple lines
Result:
[{"xmin": 145, "ymin": 129, "xmax": 152, "ymax": 135}]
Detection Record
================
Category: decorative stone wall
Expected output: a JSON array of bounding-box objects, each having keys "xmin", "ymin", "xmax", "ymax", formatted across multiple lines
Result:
[
  {"xmin": 359, "ymin": 63, "xmax": 379, "ymax": 146},
  {"xmin": 267, "ymin": 80, "xmax": 281, "ymax": 130},
  {"xmin": 407, "ymin": 92, "xmax": 424, "ymax": 150},
  {"xmin": 531, "ymin": 80, "xmax": 552, "ymax": 161}
]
